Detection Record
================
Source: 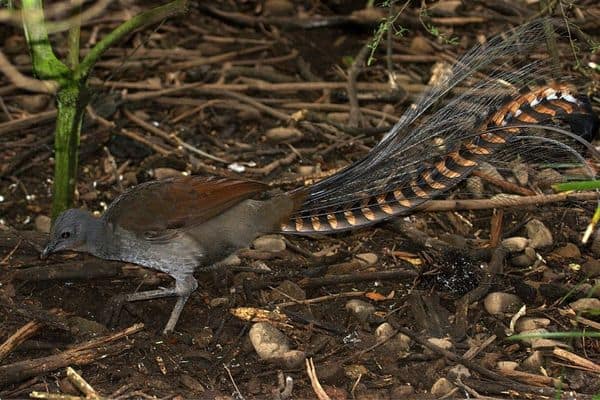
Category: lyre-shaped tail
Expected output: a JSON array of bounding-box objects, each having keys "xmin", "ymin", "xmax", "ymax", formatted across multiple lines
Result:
[{"xmin": 280, "ymin": 84, "xmax": 598, "ymax": 234}]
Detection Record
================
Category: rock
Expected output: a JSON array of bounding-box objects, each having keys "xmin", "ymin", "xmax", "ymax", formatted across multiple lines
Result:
[
  {"xmin": 327, "ymin": 112, "xmax": 349, "ymax": 124},
  {"xmin": 535, "ymin": 168, "xmax": 564, "ymax": 190},
  {"xmin": 14, "ymin": 94, "xmax": 51, "ymax": 113},
  {"xmin": 250, "ymin": 323, "xmax": 289, "ymax": 359},
  {"xmin": 515, "ymin": 317, "xmax": 551, "ymax": 333},
  {"xmin": 375, "ymin": 323, "xmax": 411, "ymax": 353},
  {"xmin": 264, "ymin": 127, "xmax": 302, "ymax": 142},
  {"xmin": 345, "ymin": 300, "xmax": 376, "ymax": 324},
  {"xmin": 66, "ymin": 316, "xmax": 107, "ymax": 336},
  {"xmin": 497, "ymin": 361, "xmax": 518, "ymax": 371},
  {"xmin": 270, "ymin": 280, "xmax": 306, "ymax": 302},
  {"xmin": 375, "ymin": 322, "xmax": 395, "ymax": 341},
  {"xmin": 582, "ymin": 258, "xmax": 600, "ymax": 278},
  {"xmin": 430, "ymin": 378, "xmax": 455, "ymax": 397},
  {"xmin": 356, "ymin": 253, "xmax": 378, "ymax": 265},
  {"xmin": 179, "ymin": 374, "xmax": 205, "ymax": 392},
  {"xmin": 153, "ymin": 168, "xmax": 182, "ymax": 180},
  {"xmin": 424, "ymin": 337, "xmax": 453, "ymax": 357},
  {"xmin": 35, "ymin": 215, "xmax": 51, "ymax": 233},
  {"xmin": 511, "ymin": 162, "xmax": 529, "ymax": 186},
  {"xmin": 569, "ymin": 298, "xmax": 600, "ymax": 313},
  {"xmin": 253, "ymin": 235, "xmax": 286, "ymax": 252},
  {"xmin": 511, "ymin": 247, "xmax": 537, "ymax": 267},
  {"xmin": 553, "ymin": 243, "xmax": 581, "ymax": 259},
  {"xmin": 389, "ymin": 385, "xmax": 414, "ymax": 397},
  {"xmin": 448, "ymin": 364, "xmax": 470, "ymax": 380},
  {"xmin": 209, "ymin": 297, "xmax": 229, "ymax": 307},
  {"xmin": 521, "ymin": 351, "xmax": 544, "ymax": 371},
  {"xmin": 409, "ymin": 36, "xmax": 433, "ymax": 54},
  {"xmin": 297, "ymin": 165, "xmax": 316, "ymax": 176},
  {"xmin": 502, "ymin": 237, "xmax": 529, "ymax": 252},
  {"xmin": 344, "ymin": 364, "xmax": 369, "ymax": 380},
  {"xmin": 526, "ymin": 219, "xmax": 553, "ymax": 249},
  {"xmin": 315, "ymin": 361, "xmax": 345, "ymax": 384},
  {"xmin": 484, "ymin": 292, "xmax": 523, "ymax": 315},
  {"xmin": 263, "ymin": 0, "xmax": 295, "ymax": 16}
]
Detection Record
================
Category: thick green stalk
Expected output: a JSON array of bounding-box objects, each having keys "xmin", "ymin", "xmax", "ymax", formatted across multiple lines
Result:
[{"xmin": 51, "ymin": 84, "xmax": 86, "ymax": 219}]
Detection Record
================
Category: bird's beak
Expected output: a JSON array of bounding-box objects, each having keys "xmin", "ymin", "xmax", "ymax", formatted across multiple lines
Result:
[{"xmin": 40, "ymin": 243, "xmax": 53, "ymax": 260}]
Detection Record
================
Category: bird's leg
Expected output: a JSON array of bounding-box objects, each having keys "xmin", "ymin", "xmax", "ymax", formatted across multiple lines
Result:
[
  {"xmin": 162, "ymin": 274, "xmax": 198, "ymax": 334},
  {"xmin": 106, "ymin": 274, "xmax": 198, "ymax": 334}
]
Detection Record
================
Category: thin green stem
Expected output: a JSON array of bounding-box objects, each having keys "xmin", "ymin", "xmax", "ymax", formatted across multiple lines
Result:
[
  {"xmin": 75, "ymin": 0, "xmax": 188, "ymax": 80},
  {"xmin": 552, "ymin": 180, "xmax": 600, "ymax": 192},
  {"xmin": 21, "ymin": 0, "xmax": 70, "ymax": 83},
  {"xmin": 67, "ymin": 0, "xmax": 81, "ymax": 69}
]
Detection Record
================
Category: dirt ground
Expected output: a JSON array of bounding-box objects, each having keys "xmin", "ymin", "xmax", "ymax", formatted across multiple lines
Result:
[{"xmin": 1, "ymin": 1, "xmax": 600, "ymax": 399}]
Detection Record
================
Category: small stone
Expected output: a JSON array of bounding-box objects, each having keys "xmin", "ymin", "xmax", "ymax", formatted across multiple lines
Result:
[
  {"xmin": 409, "ymin": 36, "xmax": 434, "ymax": 54},
  {"xmin": 179, "ymin": 374, "xmax": 205, "ymax": 392},
  {"xmin": 515, "ymin": 317, "xmax": 551, "ymax": 333},
  {"xmin": 327, "ymin": 112, "xmax": 349, "ymax": 124},
  {"xmin": 511, "ymin": 247, "xmax": 536, "ymax": 267},
  {"xmin": 344, "ymin": 364, "xmax": 369, "ymax": 380},
  {"xmin": 121, "ymin": 172, "xmax": 138, "ymax": 187},
  {"xmin": 448, "ymin": 364, "xmax": 470, "ymax": 380},
  {"xmin": 345, "ymin": 300, "xmax": 375, "ymax": 324},
  {"xmin": 502, "ymin": 237, "xmax": 529, "ymax": 252},
  {"xmin": 569, "ymin": 298, "xmax": 600, "ymax": 314},
  {"xmin": 270, "ymin": 280, "xmax": 306, "ymax": 302},
  {"xmin": 209, "ymin": 297, "xmax": 229, "ymax": 307},
  {"xmin": 153, "ymin": 167, "xmax": 182, "ymax": 180},
  {"xmin": 535, "ymin": 168, "xmax": 564, "ymax": 190},
  {"xmin": 315, "ymin": 361, "xmax": 345, "ymax": 384},
  {"xmin": 297, "ymin": 165, "xmax": 316, "ymax": 176},
  {"xmin": 249, "ymin": 322, "xmax": 291, "ymax": 360},
  {"xmin": 497, "ymin": 361, "xmax": 518, "ymax": 371},
  {"xmin": 430, "ymin": 378, "xmax": 455, "ymax": 397},
  {"xmin": 264, "ymin": 127, "xmax": 302, "ymax": 142},
  {"xmin": 484, "ymin": 292, "xmax": 523, "ymax": 315},
  {"xmin": 375, "ymin": 322, "xmax": 395, "ymax": 341},
  {"xmin": 389, "ymin": 385, "xmax": 414, "ymax": 397},
  {"xmin": 582, "ymin": 258, "xmax": 600, "ymax": 278},
  {"xmin": 66, "ymin": 316, "xmax": 107, "ymax": 336},
  {"xmin": 521, "ymin": 351, "xmax": 544, "ymax": 371},
  {"xmin": 526, "ymin": 219, "xmax": 553, "ymax": 249},
  {"xmin": 428, "ymin": 337, "xmax": 453, "ymax": 350},
  {"xmin": 553, "ymin": 243, "xmax": 581, "ymax": 259},
  {"xmin": 253, "ymin": 234, "xmax": 286, "ymax": 252},
  {"xmin": 35, "ymin": 215, "xmax": 51, "ymax": 233},
  {"xmin": 356, "ymin": 253, "xmax": 378, "ymax": 265},
  {"xmin": 14, "ymin": 94, "xmax": 51, "ymax": 113},
  {"xmin": 263, "ymin": 0, "xmax": 295, "ymax": 16}
]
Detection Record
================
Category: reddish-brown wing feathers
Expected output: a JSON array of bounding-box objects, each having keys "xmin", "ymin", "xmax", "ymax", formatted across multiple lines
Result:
[{"xmin": 103, "ymin": 176, "xmax": 269, "ymax": 235}]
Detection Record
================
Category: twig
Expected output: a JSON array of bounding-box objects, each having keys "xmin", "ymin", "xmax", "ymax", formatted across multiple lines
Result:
[
  {"xmin": 347, "ymin": 43, "xmax": 371, "ymax": 127},
  {"xmin": 298, "ymin": 269, "xmax": 417, "ymax": 288},
  {"xmin": 305, "ymin": 358, "xmax": 331, "ymax": 400}
]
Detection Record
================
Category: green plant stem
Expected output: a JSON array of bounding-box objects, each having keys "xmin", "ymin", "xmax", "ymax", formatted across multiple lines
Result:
[
  {"xmin": 51, "ymin": 84, "xmax": 86, "ymax": 219},
  {"xmin": 75, "ymin": 0, "xmax": 188, "ymax": 80},
  {"xmin": 67, "ymin": 1, "xmax": 81, "ymax": 69},
  {"xmin": 20, "ymin": 0, "xmax": 70, "ymax": 83},
  {"xmin": 552, "ymin": 180, "xmax": 600, "ymax": 192}
]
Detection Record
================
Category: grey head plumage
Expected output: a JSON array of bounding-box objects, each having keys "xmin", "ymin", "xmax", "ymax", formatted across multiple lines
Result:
[{"xmin": 41, "ymin": 208, "xmax": 104, "ymax": 259}]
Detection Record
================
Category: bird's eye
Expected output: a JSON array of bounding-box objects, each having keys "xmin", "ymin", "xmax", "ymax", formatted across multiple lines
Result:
[{"xmin": 61, "ymin": 231, "xmax": 71, "ymax": 239}]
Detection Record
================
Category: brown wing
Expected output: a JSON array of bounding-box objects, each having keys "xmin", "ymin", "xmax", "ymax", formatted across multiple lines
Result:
[{"xmin": 102, "ymin": 176, "xmax": 268, "ymax": 236}]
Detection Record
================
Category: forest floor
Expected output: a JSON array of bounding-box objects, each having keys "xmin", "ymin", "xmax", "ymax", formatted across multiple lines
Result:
[{"xmin": 1, "ymin": 1, "xmax": 600, "ymax": 399}]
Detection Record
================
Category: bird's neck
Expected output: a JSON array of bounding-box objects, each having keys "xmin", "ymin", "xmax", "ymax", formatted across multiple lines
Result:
[{"xmin": 84, "ymin": 219, "xmax": 120, "ymax": 260}]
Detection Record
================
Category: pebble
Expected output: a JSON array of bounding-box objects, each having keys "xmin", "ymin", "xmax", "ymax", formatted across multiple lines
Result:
[
  {"xmin": 430, "ymin": 378, "xmax": 455, "ymax": 397},
  {"xmin": 249, "ymin": 322, "xmax": 306, "ymax": 368},
  {"xmin": 264, "ymin": 127, "xmax": 302, "ymax": 142},
  {"xmin": 344, "ymin": 364, "xmax": 369, "ymax": 380},
  {"xmin": 553, "ymin": 243, "xmax": 581, "ymax": 259},
  {"xmin": 263, "ymin": 0, "xmax": 295, "ymax": 16},
  {"xmin": 209, "ymin": 297, "xmax": 229, "ymax": 308},
  {"xmin": 569, "ymin": 298, "xmax": 600, "ymax": 313},
  {"xmin": 35, "ymin": 215, "xmax": 51, "ymax": 233},
  {"xmin": 375, "ymin": 322, "xmax": 411, "ymax": 352},
  {"xmin": 67, "ymin": 316, "xmax": 107, "ymax": 336},
  {"xmin": 521, "ymin": 351, "xmax": 544, "ymax": 371},
  {"xmin": 327, "ymin": 112, "xmax": 349, "ymax": 124},
  {"xmin": 496, "ymin": 361, "xmax": 518, "ymax": 371},
  {"xmin": 153, "ymin": 167, "xmax": 182, "ymax": 180},
  {"xmin": 526, "ymin": 219, "xmax": 553, "ymax": 249},
  {"xmin": 14, "ymin": 94, "xmax": 51, "ymax": 113},
  {"xmin": 502, "ymin": 237, "xmax": 529, "ymax": 252},
  {"xmin": 253, "ymin": 234, "xmax": 286, "ymax": 252},
  {"xmin": 345, "ymin": 299, "xmax": 375, "ymax": 324},
  {"xmin": 409, "ymin": 36, "xmax": 434, "ymax": 54},
  {"xmin": 483, "ymin": 292, "xmax": 523, "ymax": 315},
  {"xmin": 515, "ymin": 317, "xmax": 551, "ymax": 333},
  {"xmin": 582, "ymin": 258, "xmax": 600, "ymax": 278},
  {"xmin": 424, "ymin": 337, "xmax": 453, "ymax": 356},
  {"xmin": 389, "ymin": 385, "xmax": 415, "ymax": 397},
  {"xmin": 270, "ymin": 280, "xmax": 306, "ymax": 302},
  {"xmin": 511, "ymin": 247, "xmax": 537, "ymax": 267},
  {"xmin": 297, "ymin": 165, "xmax": 316, "ymax": 176},
  {"xmin": 356, "ymin": 253, "xmax": 378, "ymax": 265},
  {"xmin": 448, "ymin": 364, "xmax": 471, "ymax": 380},
  {"xmin": 535, "ymin": 168, "xmax": 564, "ymax": 190}
]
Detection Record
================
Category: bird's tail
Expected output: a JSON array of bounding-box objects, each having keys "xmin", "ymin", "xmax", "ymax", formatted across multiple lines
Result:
[{"xmin": 281, "ymin": 19, "xmax": 599, "ymax": 234}]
